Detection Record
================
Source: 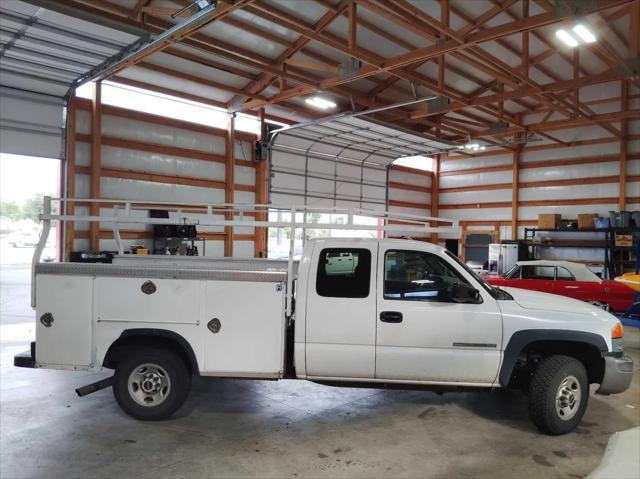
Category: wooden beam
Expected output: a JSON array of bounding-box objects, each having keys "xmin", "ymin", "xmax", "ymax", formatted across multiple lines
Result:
[
  {"xmin": 388, "ymin": 181, "xmax": 431, "ymax": 193},
  {"xmin": 90, "ymin": 82, "xmax": 102, "ymax": 252},
  {"xmin": 64, "ymin": 96, "xmax": 77, "ymax": 260},
  {"xmin": 76, "ymin": 166, "xmax": 255, "ymax": 192},
  {"xmin": 430, "ymin": 153, "xmax": 440, "ymax": 243},
  {"xmin": 512, "ymin": 145, "xmax": 520, "ymax": 240},
  {"xmin": 620, "ymin": 79, "xmax": 629, "ymax": 210},
  {"xmin": 255, "ymin": 107, "xmax": 268, "ymax": 258},
  {"xmin": 348, "ymin": 0, "xmax": 357, "ymax": 51},
  {"xmin": 225, "ymin": 114, "xmax": 235, "ymax": 257}
]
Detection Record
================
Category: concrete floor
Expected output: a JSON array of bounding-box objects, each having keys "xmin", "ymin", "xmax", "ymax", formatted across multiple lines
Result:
[{"xmin": 1, "ymin": 264, "xmax": 639, "ymax": 479}]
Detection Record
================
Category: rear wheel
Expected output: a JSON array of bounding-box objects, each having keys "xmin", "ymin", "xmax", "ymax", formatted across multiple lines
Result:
[
  {"xmin": 112, "ymin": 347, "xmax": 191, "ymax": 420},
  {"xmin": 528, "ymin": 355, "xmax": 588, "ymax": 435}
]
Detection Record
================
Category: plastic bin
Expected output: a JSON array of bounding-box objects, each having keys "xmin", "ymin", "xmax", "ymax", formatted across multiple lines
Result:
[
  {"xmin": 595, "ymin": 217, "xmax": 610, "ymax": 229},
  {"xmin": 609, "ymin": 211, "xmax": 631, "ymax": 228},
  {"xmin": 632, "ymin": 211, "xmax": 640, "ymax": 228}
]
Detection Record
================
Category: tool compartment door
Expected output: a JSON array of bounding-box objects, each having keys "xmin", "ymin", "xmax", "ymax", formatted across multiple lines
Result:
[
  {"xmin": 35, "ymin": 274, "xmax": 93, "ymax": 367},
  {"xmin": 203, "ymin": 280, "xmax": 285, "ymax": 377}
]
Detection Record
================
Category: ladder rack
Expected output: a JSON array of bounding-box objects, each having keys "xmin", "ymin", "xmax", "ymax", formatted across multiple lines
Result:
[{"xmin": 33, "ymin": 196, "xmax": 460, "ymax": 315}]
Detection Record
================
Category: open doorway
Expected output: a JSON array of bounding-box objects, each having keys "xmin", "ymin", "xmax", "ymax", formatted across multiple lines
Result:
[{"xmin": 1, "ymin": 153, "xmax": 60, "ymax": 339}]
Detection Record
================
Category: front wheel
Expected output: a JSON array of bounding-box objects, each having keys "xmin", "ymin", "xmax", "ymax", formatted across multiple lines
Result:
[
  {"xmin": 112, "ymin": 347, "xmax": 191, "ymax": 420},
  {"xmin": 528, "ymin": 355, "xmax": 589, "ymax": 435}
]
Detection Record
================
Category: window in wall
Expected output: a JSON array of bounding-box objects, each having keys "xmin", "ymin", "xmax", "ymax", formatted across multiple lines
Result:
[
  {"xmin": 384, "ymin": 250, "xmax": 469, "ymax": 301},
  {"xmin": 316, "ymin": 248, "xmax": 371, "ymax": 298},
  {"xmin": 521, "ymin": 265, "xmax": 555, "ymax": 280},
  {"xmin": 75, "ymin": 81, "xmax": 284, "ymax": 134}
]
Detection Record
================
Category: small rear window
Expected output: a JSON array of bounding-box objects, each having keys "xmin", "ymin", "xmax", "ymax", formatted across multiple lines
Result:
[{"xmin": 316, "ymin": 248, "xmax": 371, "ymax": 298}]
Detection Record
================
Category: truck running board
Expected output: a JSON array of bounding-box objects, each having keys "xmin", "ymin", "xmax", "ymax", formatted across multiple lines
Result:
[{"xmin": 75, "ymin": 377, "xmax": 113, "ymax": 397}]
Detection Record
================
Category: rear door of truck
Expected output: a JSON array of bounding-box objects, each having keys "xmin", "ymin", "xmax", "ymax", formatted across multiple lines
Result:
[{"xmin": 304, "ymin": 241, "xmax": 377, "ymax": 379}]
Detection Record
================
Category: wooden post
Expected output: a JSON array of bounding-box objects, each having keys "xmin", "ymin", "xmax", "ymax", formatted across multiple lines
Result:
[
  {"xmin": 254, "ymin": 108, "xmax": 268, "ymax": 258},
  {"xmin": 224, "ymin": 113, "xmax": 235, "ymax": 257},
  {"xmin": 430, "ymin": 154, "xmax": 440, "ymax": 244},
  {"xmin": 512, "ymin": 145, "xmax": 521, "ymax": 240},
  {"xmin": 90, "ymin": 82, "xmax": 102, "ymax": 252},
  {"xmin": 64, "ymin": 96, "xmax": 77, "ymax": 260},
  {"xmin": 620, "ymin": 79, "xmax": 628, "ymax": 211},
  {"xmin": 348, "ymin": 0, "xmax": 357, "ymax": 52}
]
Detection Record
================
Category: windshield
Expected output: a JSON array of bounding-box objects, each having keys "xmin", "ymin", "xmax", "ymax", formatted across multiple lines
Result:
[{"xmin": 444, "ymin": 250, "xmax": 513, "ymax": 300}]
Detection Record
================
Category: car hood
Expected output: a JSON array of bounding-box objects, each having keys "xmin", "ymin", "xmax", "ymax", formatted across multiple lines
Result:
[{"xmin": 501, "ymin": 287, "xmax": 601, "ymax": 315}]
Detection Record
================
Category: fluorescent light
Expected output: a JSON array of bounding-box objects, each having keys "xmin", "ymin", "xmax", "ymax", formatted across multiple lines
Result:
[
  {"xmin": 305, "ymin": 96, "xmax": 337, "ymax": 109},
  {"xmin": 556, "ymin": 29, "xmax": 579, "ymax": 47},
  {"xmin": 572, "ymin": 24, "xmax": 596, "ymax": 43}
]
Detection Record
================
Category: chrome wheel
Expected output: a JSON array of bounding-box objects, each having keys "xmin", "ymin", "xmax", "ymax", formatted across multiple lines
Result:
[
  {"xmin": 555, "ymin": 375, "xmax": 581, "ymax": 421},
  {"xmin": 127, "ymin": 363, "xmax": 171, "ymax": 407}
]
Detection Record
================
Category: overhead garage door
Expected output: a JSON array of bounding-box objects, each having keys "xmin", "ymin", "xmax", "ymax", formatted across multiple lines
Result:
[
  {"xmin": 0, "ymin": 87, "xmax": 65, "ymax": 158},
  {"xmin": 268, "ymin": 115, "xmax": 454, "ymax": 212}
]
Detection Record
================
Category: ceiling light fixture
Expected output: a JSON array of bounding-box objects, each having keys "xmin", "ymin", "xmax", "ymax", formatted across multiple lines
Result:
[
  {"xmin": 556, "ymin": 24, "xmax": 596, "ymax": 47},
  {"xmin": 305, "ymin": 96, "xmax": 337, "ymax": 110},
  {"xmin": 456, "ymin": 143, "xmax": 486, "ymax": 152},
  {"xmin": 572, "ymin": 24, "xmax": 597, "ymax": 43},
  {"xmin": 555, "ymin": 29, "xmax": 579, "ymax": 47}
]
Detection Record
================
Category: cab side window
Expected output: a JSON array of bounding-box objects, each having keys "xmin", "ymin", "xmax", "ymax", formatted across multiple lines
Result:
[
  {"xmin": 521, "ymin": 265, "xmax": 555, "ymax": 280},
  {"xmin": 316, "ymin": 248, "xmax": 371, "ymax": 298},
  {"xmin": 384, "ymin": 250, "xmax": 470, "ymax": 301}
]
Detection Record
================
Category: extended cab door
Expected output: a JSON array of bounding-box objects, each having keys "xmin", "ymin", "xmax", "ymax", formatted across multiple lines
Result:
[
  {"xmin": 304, "ymin": 242, "xmax": 377, "ymax": 379},
  {"xmin": 512, "ymin": 265, "xmax": 556, "ymax": 293},
  {"xmin": 375, "ymin": 248, "xmax": 502, "ymax": 384}
]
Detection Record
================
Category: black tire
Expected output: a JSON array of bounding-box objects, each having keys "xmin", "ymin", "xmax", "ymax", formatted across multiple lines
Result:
[
  {"xmin": 528, "ymin": 355, "xmax": 589, "ymax": 435},
  {"xmin": 112, "ymin": 346, "xmax": 191, "ymax": 420}
]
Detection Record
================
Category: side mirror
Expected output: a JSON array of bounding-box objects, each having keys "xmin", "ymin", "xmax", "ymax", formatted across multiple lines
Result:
[{"xmin": 439, "ymin": 283, "xmax": 481, "ymax": 303}]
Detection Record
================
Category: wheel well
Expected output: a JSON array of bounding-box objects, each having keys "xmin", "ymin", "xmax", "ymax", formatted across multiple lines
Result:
[
  {"xmin": 103, "ymin": 329, "xmax": 199, "ymax": 375},
  {"xmin": 513, "ymin": 340, "xmax": 604, "ymax": 385}
]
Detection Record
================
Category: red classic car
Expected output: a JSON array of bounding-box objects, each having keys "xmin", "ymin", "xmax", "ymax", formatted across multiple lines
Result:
[{"xmin": 484, "ymin": 260, "xmax": 634, "ymax": 313}]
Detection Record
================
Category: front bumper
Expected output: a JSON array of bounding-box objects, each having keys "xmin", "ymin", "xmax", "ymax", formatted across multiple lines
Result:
[
  {"xmin": 596, "ymin": 354, "xmax": 633, "ymax": 395},
  {"xmin": 14, "ymin": 342, "xmax": 36, "ymax": 368}
]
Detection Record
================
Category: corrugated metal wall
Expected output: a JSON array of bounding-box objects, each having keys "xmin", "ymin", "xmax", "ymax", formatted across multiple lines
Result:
[
  {"xmin": 438, "ymin": 82, "xmax": 640, "ymax": 265},
  {"xmin": 68, "ymin": 97, "xmax": 260, "ymax": 258}
]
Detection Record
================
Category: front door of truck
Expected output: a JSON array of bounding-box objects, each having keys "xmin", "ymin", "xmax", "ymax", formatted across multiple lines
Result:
[
  {"xmin": 305, "ymin": 242, "xmax": 377, "ymax": 379},
  {"xmin": 375, "ymin": 248, "xmax": 502, "ymax": 384}
]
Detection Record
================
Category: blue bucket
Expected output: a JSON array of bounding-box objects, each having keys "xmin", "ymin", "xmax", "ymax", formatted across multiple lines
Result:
[{"xmin": 594, "ymin": 217, "xmax": 610, "ymax": 229}]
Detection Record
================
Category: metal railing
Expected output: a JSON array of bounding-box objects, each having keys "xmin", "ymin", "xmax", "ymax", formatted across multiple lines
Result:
[{"xmin": 33, "ymin": 196, "xmax": 459, "ymax": 314}]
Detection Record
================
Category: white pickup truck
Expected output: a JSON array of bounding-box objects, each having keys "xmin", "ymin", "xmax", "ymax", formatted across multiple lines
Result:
[{"xmin": 14, "ymin": 200, "xmax": 633, "ymax": 435}]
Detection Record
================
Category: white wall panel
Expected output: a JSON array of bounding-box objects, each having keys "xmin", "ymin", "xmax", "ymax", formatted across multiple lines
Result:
[
  {"xmin": 76, "ymin": 110, "xmax": 91, "ymax": 135},
  {"xmin": 628, "ymin": 159, "xmax": 640, "ymax": 175},
  {"xmin": 75, "ymin": 142, "xmax": 91, "ymax": 166},
  {"xmin": 625, "ymin": 182, "xmax": 640, "ymax": 196},
  {"xmin": 442, "ymin": 207, "xmax": 512, "ymax": 221},
  {"xmin": 101, "ymin": 115, "xmax": 226, "ymax": 154},
  {"xmin": 101, "ymin": 145, "xmax": 226, "ymax": 180},
  {"xmin": 439, "ymin": 170, "xmax": 512, "ymax": 188},
  {"xmin": 74, "ymin": 173, "xmax": 89, "ymax": 199},
  {"xmin": 628, "ymin": 140, "xmax": 640, "ymax": 154},
  {"xmin": 520, "ymin": 161, "xmax": 619, "ymax": 181},
  {"xmin": 389, "ymin": 169, "xmax": 431, "ymax": 187},
  {"xmin": 100, "ymin": 177, "xmax": 226, "ymax": 204},
  {"xmin": 521, "ymin": 142, "xmax": 619, "ymax": 161},
  {"xmin": 388, "ymin": 188, "xmax": 429, "ymax": 204},
  {"xmin": 233, "ymin": 241, "xmax": 255, "ymax": 258},
  {"xmin": 440, "ymin": 154, "xmax": 511, "ymax": 172},
  {"xmin": 519, "ymin": 184, "xmax": 619, "ymax": 201},
  {"xmin": 440, "ymin": 188, "xmax": 511, "ymax": 204}
]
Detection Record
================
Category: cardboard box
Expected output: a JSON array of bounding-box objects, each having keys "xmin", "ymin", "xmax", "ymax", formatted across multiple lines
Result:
[
  {"xmin": 615, "ymin": 234, "xmax": 633, "ymax": 247},
  {"xmin": 538, "ymin": 214, "xmax": 561, "ymax": 229},
  {"xmin": 578, "ymin": 214, "xmax": 597, "ymax": 229}
]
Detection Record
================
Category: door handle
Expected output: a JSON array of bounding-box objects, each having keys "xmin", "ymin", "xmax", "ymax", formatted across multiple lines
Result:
[{"xmin": 380, "ymin": 311, "xmax": 403, "ymax": 323}]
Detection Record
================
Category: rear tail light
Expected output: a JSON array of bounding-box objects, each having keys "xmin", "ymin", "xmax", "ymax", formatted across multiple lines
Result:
[{"xmin": 611, "ymin": 323, "xmax": 624, "ymax": 339}]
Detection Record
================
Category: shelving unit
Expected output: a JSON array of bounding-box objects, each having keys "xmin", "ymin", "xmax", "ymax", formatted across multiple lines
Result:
[
  {"xmin": 152, "ymin": 237, "xmax": 206, "ymax": 256},
  {"xmin": 523, "ymin": 227, "xmax": 639, "ymax": 279}
]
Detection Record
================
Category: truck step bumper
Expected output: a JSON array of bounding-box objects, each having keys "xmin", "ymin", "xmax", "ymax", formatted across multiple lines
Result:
[
  {"xmin": 596, "ymin": 354, "xmax": 633, "ymax": 395},
  {"xmin": 14, "ymin": 342, "xmax": 36, "ymax": 368}
]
